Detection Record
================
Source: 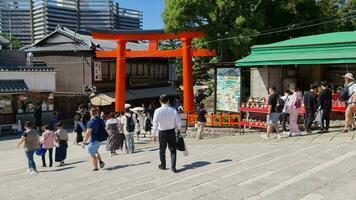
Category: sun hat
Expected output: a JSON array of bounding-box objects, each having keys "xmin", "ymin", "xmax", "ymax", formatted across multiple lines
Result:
[{"xmin": 343, "ymin": 73, "xmax": 354, "ymax": 80}]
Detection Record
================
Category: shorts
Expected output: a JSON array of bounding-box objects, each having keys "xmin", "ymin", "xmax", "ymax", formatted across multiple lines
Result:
[
  {"xmin": 87, "ymin": 141, "xmax": 101, "ymax": 156},
  {"xmin": 346, "ymin": 104, "xmax": 354, "ymax": 113},
  {"xmin": 267, "ymin": 112, "xmax": 279, "ymax": 126}
]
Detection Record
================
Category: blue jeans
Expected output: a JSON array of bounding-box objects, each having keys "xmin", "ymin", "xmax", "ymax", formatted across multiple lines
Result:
[
  {"xmin": 125, "ymin": 133, "xmax": 135, "ymax": 152},
  {"xmin": 25, "ymin": 150, "xmax": 37, "ymax": 171}
]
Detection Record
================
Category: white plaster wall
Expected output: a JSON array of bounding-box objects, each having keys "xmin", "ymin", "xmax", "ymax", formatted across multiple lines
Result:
[
  {"xmin": 250, "ymin": 68, "xmax": 268, "ymax": 97},
  {"xmin": 0, "ymin": 71, "xmax": 56, "ymax": 91}
]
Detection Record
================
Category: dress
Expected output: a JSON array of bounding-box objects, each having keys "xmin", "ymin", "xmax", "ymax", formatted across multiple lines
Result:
[
  {"xmin": 287, "ymin": 91, "xmax": 302, "ymax": 135},
  {"xmin": 74, "ymin": 121, "xmax": 84, "ymax": 143},
  {"xmin": 55, "ymin": 129, "xmax": 68, "ymax": 162},
  {"xmin": 105, "ymin": 119, "xmax": 120, "ymax": 152}
]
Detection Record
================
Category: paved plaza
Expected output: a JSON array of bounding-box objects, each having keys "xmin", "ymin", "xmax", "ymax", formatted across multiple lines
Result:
[{"xmin": 2, "ymin": 129, "xmax": 356, "ymax": 200}]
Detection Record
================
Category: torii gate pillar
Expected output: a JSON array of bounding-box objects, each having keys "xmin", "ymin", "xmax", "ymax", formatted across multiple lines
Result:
[{"xmin": 182, "ymin": 37, "xmax": 194, "ymax": 113}]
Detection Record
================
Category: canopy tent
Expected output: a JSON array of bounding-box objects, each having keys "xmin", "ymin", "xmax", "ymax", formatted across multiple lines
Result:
[{"xmin": 236, "ymin": 31, "xmax": 356, "ymax": 67}]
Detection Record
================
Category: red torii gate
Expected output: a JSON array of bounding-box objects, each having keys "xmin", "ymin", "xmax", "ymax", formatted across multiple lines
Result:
[{"xmin": 91, "ymin": 29, "xmax": 215, "ymax": 113}]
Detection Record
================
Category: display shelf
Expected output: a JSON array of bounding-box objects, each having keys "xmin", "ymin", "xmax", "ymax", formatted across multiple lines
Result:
[
  {"xmin": 239, "ymin": 121, "xmax": 268, "ymax": 129},
  {"xmin": 240, "ymin": 107, "xmax": 268, "ymax": 113}
]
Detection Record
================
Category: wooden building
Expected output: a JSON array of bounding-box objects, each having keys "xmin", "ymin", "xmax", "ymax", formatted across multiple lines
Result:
[{"xmin": 22, "ymin": 26, "xmax": 178, "ymax": 119}]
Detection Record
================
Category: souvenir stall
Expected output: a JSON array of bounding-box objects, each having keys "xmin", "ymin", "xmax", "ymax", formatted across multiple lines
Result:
[{"xmin": 235, "ymin": 31, "xmax": 356, "ymax": 130}]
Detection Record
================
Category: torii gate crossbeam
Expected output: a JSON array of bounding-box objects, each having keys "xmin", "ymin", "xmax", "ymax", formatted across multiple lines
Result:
[{"xmin": 92, "ymin": 29, "xmax": 215, "ymax": 113}]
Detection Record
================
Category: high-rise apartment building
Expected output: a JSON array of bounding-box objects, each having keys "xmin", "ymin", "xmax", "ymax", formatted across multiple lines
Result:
[{"xmin": 0, "ymin": 0, "xmax": 143, "ymax": 46}]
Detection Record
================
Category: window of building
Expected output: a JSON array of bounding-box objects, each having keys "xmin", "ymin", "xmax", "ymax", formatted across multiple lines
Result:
[
  {"xmin": 101, "ymin": 62, "xmax": 109, "ymax": 81},
  {"xmin": 137, "ymin": 63, "xmax": 144, "ymax": 76},
  {"xmin": 94, "ymin": 61, "xmax": 102, "ymax": 81},
  {"xmin": 126, "ymin": 63, "xmax": 131, "ymax": 75},
  {"xmin": 109, "ymin": 62, "xmax": 116, "ymax": 80},
  {"xmin": 144, "ymin": 63, "xmax": 149, "ymax": 76},
  {"xmin": 160, "ymin": 64, "xmax": 165, "ymax": 79},
  {"xmin": 0, "ymin": 95, "xmax": 12, "ymax": 114},
  {"xmin": 131, "ymin": 63, "xmax": 137, "ymax": 75}
]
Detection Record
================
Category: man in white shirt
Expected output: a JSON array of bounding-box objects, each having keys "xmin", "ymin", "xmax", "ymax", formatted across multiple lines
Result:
[
  {"xmin": 153, "ymin": 94, "xmax": 181, "ymax": 173},
  {"xmin": 342, "ymin": 73, "xmax": 356, "ymax": 132}
]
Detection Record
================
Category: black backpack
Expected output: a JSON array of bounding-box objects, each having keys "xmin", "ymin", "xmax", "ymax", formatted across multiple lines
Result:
[
  {"xmin": 145, "ymin": 118, "xmax": 152, "ymax": 128},
  {"xmin": 96, "ymin": 122, "xmax": 108, "ymax": 142},
  {"xmin": 276, "ymin": 97, "xmax": 285, "ymax": 113},
  {"xmin": 339, "ymin": 83, "xmax": 355, "ymax": 102},
  {"xmin": 126, "ymin": 116, "xmax": 135, "ymax": 132}
]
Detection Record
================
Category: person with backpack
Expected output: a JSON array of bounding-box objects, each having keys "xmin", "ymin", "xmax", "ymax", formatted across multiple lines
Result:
[
  {"xmin": 287, "ymin": 83, "xmax": 303, "ymax": 136},
  {"xmin": 40, "ymin": 125, "xmax": 56, "ymax": 168},
  {"xmin": 121, "ymin": 109, "xmax": 137, "ymax": 154},
  {"xmin": 318, "ymin": 81, "xmax": 332, "ymax": 133},
  {"xmin": 261, "ymin": 86, "xmax": 281, "ymax": 140},
  {"xmin": 303, "ymin": 84, "xmax": 318, "ymax": 134},
  {"xmin": 82, "ymin": 108, "xmax": 106, "ymax": 171},
  {"xmin": 281, "ymin": 90, "xmax": 293, "ymax": 135},
  {"xmin": 143, "ymin": 112, "xmax": 152, "ymax": 138},
  {"xmin": 341, "ymin": 73, "xmax": 356, "ymax": 133}
]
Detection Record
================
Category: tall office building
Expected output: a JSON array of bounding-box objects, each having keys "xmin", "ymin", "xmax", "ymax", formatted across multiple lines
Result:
[
  {"xmin": 0, "ymin": 0, "xmax": 143, "ymax": 46},
  {"xmin": 0, "ymin": 0, "xmax": 33, "ymax": 45}
]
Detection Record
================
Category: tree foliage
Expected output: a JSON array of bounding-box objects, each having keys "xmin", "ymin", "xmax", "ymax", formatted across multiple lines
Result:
[
  {"xmin": 0, "ymin": 32, "xmax": 22, "ymax": 50},
  {"xmin": 162, "ymin": 0, "xmax": 353, "ymax": 85}
]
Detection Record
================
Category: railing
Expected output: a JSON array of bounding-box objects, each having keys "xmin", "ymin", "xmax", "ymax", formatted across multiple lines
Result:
[{"xmin": 187, "ymin": 113, "xmax": 241, "ymax": 127}]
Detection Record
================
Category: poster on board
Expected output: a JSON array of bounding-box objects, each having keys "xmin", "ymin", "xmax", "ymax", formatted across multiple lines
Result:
[{"xmin": 216, "ymin": 68, "xmax": 241, "ymax": 112}]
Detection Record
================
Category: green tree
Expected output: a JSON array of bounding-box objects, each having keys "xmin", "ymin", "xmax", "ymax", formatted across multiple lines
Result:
[
  {"xmin": 339, "ymin": 0, "xmax": 356, "ymax": 30},
  {"xmin": 0, "ymin": 32, "xmax": 22, "ymax": 50},
  {"xmin": 162, "ymin": 0, "xmax": 343, "ymax": 87}
]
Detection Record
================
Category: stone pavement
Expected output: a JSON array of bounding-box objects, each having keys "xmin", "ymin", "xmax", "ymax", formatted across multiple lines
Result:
[{"xmin": 1, "ymin": 129, "xmax": 356, "ymax": 200}]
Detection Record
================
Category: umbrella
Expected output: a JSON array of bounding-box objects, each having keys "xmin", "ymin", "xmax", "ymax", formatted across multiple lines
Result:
[{"xmin": 132, "ymin": 107, "xmax": 144, "ymax": 112}]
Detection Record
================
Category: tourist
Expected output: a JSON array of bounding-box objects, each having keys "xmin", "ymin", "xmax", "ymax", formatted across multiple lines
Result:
[
  {"xmin": 135, "ymin": 112, "xmax": 144, "ymax": 141},
  {"xmin": 281, "ymin": 90, "xmax": 293, "ymax": 135},
  {"xmin": 34, "ymin": 102, "xmax": 43, "ymax": 132},
  {"xmin": 303, "ymin": 84, "xmax": 318, "ymax": 134},
  {"xmin": 17, "ymin": 121, "xmax": 40, "ymax": 175},
  {"xmin": 106, "ymin": 113, "xmax": 120, "ymax": 156},
  {"xmin": 318, "ymin": 81, "xmax": 332, "ymax": 133},
  {"xmin": 196, "ymin": 103, "xmax": 207, "ymax": 139},
  {"xmin": 121, "ymin": 109, "xmax": 136, "ymax": 154},
  {"xmin": 73, "ymin": 114, "xmax": 84, "ymax": 145},
  {"xmin": 82, "ymin": 108, "xmax": 106, "ymax": 171},
  {"xmin": 51, "ymin": 111, "xmax": 59, "ymax": 130},
  {"xmin": 55, "ymin": 122, "xmax": 68, "ymax": 166},
  {"xmin": 152, "ymin": 94, "xmax": 182, "ymax": 173},
  {"xmin": 116, "ymin": 112, "xmax": 126, "ymax": 151},
  {"xmin": 262, "ymin": 86, "xmax": 281, "ymax": 139},
  {"xmin": 287, "ymin": 84, "xmax": 303, "ymax": 136},
  {"xmin": 40, "ymin": 125, "xmax": 55, "ymax": 167},
  {"xmin": 143, "ymin": 112, "xmax": 152, "ymax": 138},
  {"xmin": 341, "ymin": 73, "xmax": 356, "ymax": 133}
]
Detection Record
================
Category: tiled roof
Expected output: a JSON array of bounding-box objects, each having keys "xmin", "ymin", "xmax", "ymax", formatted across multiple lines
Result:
[
  {"xmin": 0, "ymin": 62, "xmax": 57, "ymax": 72},
  {"xmin": 0, "ymin": 80, "xmax": 29, "ymax": 93},
  {"xmin": 22, "ymin": 26, "xmax": 148, "ymax": 52}
]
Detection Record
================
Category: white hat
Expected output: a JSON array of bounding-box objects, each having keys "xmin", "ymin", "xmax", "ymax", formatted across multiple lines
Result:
[{"xmin": 343, "ymin": 73, "xmax": 354, "ymax": 80}]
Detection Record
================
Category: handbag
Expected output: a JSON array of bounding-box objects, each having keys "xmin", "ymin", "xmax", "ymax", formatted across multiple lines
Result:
[
  {"xmin": 176, "ymin": 133, "xmax": 186, "ymax": 151},
  {"xmin": 35, "ymin": 144, "xmax": 46, "ymax": 156}
]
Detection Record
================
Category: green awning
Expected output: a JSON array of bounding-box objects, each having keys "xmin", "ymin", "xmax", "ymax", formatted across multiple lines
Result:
[{"xmin": 236, "ymin": 31, "xmax": 356, "ymax": 67}]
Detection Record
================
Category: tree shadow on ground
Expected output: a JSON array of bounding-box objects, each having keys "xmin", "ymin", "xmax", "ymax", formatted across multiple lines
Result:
[
  {"xmin": 40, "ymin": 166, "xmax": 75, "ymax": 173},
  {"xmin": 176, "ymin": 161, "xmax": 211, "ymax": 173},
  {"xmin": 104, "ymin": 161, "xmax": 151, "ymax": 171}
]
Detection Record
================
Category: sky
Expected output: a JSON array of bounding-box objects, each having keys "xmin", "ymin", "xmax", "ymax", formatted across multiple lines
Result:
[{"xmin": 119, "ymin": 0, "xmax": 165, "ymax": 30}]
